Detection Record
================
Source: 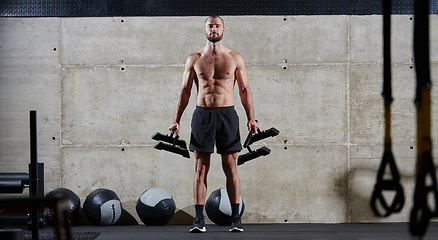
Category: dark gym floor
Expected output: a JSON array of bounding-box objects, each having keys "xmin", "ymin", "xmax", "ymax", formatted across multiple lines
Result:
[{"xmin": 18, "ymin": 222, "xmax": 438, "ymax": 240}]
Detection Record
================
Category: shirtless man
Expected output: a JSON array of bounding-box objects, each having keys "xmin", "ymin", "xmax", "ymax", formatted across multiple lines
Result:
[{"xmin": 169, "ymin": 15, "xmax": 259, "ymax": 233}]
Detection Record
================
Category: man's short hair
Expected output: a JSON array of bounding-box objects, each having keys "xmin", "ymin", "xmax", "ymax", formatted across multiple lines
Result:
[{"xmin": 205, "ymin": 15, "xmax": 224, "ymax": 27}]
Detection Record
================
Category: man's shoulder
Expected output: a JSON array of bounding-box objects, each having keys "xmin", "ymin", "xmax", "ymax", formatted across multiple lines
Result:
[
  {"xmin": 185, "ymin": 51, "xmax": 202, "ymax": 66},
  {"xmin": 228, "ymin": 50, "xmax": 244, "ymax": 64},
  {"xmin": 188, "ymin": 51, "xmax": 202, "ymax": 59},
  {"xmin": 229, "ymin": 50, "xmax": 242, "ymax": 58}
]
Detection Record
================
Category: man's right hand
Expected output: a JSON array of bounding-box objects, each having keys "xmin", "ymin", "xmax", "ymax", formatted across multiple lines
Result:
[{"xmin": 169, "ymin": 122, "xmax": 180, "ymax": 134}]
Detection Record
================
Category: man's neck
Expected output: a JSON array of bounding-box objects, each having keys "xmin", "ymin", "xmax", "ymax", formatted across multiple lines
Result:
[{"xmin": 205, "ymin": 40, "xmax": 224, "ymax": 55}]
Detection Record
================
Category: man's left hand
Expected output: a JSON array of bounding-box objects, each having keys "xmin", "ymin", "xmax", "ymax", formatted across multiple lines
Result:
[{"xmin": 248, "ymin": 120, "xmax": 259, "ymax": 133}]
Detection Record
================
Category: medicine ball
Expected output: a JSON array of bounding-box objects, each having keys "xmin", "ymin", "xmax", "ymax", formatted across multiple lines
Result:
[
  {"xmin": 205, "ymin": 188, "xmax": 245, "ymax": 225},
  {"xmin": 136, "ymin": 188, "xmax": 176, "ymax": 226},
  {"xmin": 83, "ymin": 188, "xmax": 122, "ymax": 226},
  {"xmin": 45, "ymin": 188, "xmax": 81, "ymax": 224}
]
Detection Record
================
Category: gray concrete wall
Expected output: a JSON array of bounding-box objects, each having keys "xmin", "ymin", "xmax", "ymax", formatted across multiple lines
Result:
[{"xmin": 1, "ymin": 15, "xmax": 437, "ymax": 224}]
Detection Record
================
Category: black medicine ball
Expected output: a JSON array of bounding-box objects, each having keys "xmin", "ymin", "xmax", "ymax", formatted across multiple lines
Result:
[
  {"xmin": 45, "ymin": 188, "xmax": 81, "ymax": 224},
  {"xmin": 83, "ymin": 188, "xmax": 122, "ymax": 226},
  {"xmin": 205, "ymin": 188, "xmax": 245, "ymax": 225},
  {"xmin": 136, "ymin": 188, "xmax": 176, "ymax": 226}
]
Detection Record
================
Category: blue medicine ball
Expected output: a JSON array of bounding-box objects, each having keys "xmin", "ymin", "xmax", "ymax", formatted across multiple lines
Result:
[
  {"xmin": 83, "ymin": 188, "xmax": 122, "ymax": 226},
  {"xmin": 136, "ymin": 188, "xmax": 176, "ymax": 226},
  {"xmin": 205, "ymin": 188, "xmax": 245, "ymax": 225}
]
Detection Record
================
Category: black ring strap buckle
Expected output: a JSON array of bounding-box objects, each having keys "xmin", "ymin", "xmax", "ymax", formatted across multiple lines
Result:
[
  {"xmin": 370, "ymin": 151, "xmax": 405, "ymax": 217},
  {"xmin": 410, "ymin": 151, "xmax": 438, "ymax": 236}
]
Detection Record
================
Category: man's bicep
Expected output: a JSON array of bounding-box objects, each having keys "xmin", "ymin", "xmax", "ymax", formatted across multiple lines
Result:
[
  {"xmin": 235, "ymin": 64, "xmax": 249, "ymax": 91},
  {"xmin": 234, "ymin": 53, "xmax": 248, "ymax": 78},
  {"xmin": 181, "ymin": 56, "xmax": 196, "ymax": 88}
]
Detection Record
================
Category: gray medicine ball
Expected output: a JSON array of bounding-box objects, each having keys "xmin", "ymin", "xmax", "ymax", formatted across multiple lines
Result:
[
  {"xmin": 136, "ymin": 188, "xmax": 176, "ymax": 226},
  {"xmin": 83, "ymin": 188, "xmax": 122, "ymax": 226},
  {"xmin": 205, "ymin": 188, "xmax": 245, "ymax": 225}
]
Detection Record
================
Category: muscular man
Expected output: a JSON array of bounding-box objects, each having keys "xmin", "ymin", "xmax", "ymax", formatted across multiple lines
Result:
[{"xmin": 169, "ymin": 15, "xmax": 259, "ymax": 233}]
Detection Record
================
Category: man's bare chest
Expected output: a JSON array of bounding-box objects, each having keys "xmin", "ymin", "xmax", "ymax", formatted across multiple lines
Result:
[{"xmin": 194, "ymin": 54, "xmax": 236, "ymax": 80}]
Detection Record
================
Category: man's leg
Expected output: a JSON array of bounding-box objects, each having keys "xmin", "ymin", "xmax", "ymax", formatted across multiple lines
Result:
[
  {"xmin": 221, "ymin": 151, "xmax": 240, "ymax": 203},
  {"xmin": 194, "ymin": 151, "xmax": 211, "ymax": 204},
  {"xmin": 190, "ymin": 151, "xmax": 211, "ymax": 233},
  {"xmin": 221, "ymin": 151, "xmax": 244, "ymax": 232}
]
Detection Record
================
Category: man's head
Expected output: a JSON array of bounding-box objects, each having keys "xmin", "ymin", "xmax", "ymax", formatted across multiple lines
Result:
[{"xmin": 204, "ymin": 15, "xmax": 225, "ymax": 43}]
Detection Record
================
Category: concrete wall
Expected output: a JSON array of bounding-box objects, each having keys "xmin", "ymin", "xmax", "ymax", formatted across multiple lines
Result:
[{"xmin": 1, "ymin": 15, "xmax": 437, "ymax": 224}]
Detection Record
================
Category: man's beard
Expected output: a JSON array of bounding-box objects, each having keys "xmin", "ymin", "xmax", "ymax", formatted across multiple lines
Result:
[{"xmin": 206, "ymin": 33, "xmax": 223, "ymax": 43}]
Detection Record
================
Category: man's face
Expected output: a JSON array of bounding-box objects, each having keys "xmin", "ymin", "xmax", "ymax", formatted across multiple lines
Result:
[{"xmin": 204, "ymin": 17, "xmax": 224, "ymax": 43}]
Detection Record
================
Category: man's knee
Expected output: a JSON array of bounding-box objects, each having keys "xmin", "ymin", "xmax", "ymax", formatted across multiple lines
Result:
[
  {"xmin": 221, "ymin": 151, "xmax": 237, "ymax": 165},
  {"xmin": 222, "ymin": 161, "xmax": 238, "ymax": 178}
]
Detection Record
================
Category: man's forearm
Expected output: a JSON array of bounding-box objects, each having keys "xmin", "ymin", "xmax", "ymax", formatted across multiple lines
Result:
[
  {"xmin": 173, "ymin": 89, "xmax": 190, "ymax": 123},
  {"xmin": 240, "ymin": 88, "xmax": 256, "ymax": 121}
]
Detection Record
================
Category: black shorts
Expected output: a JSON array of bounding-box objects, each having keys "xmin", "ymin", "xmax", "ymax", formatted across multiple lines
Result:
[{"xmin": 189, "ymin": 106, "xmax": 242, "ymax": 154}]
